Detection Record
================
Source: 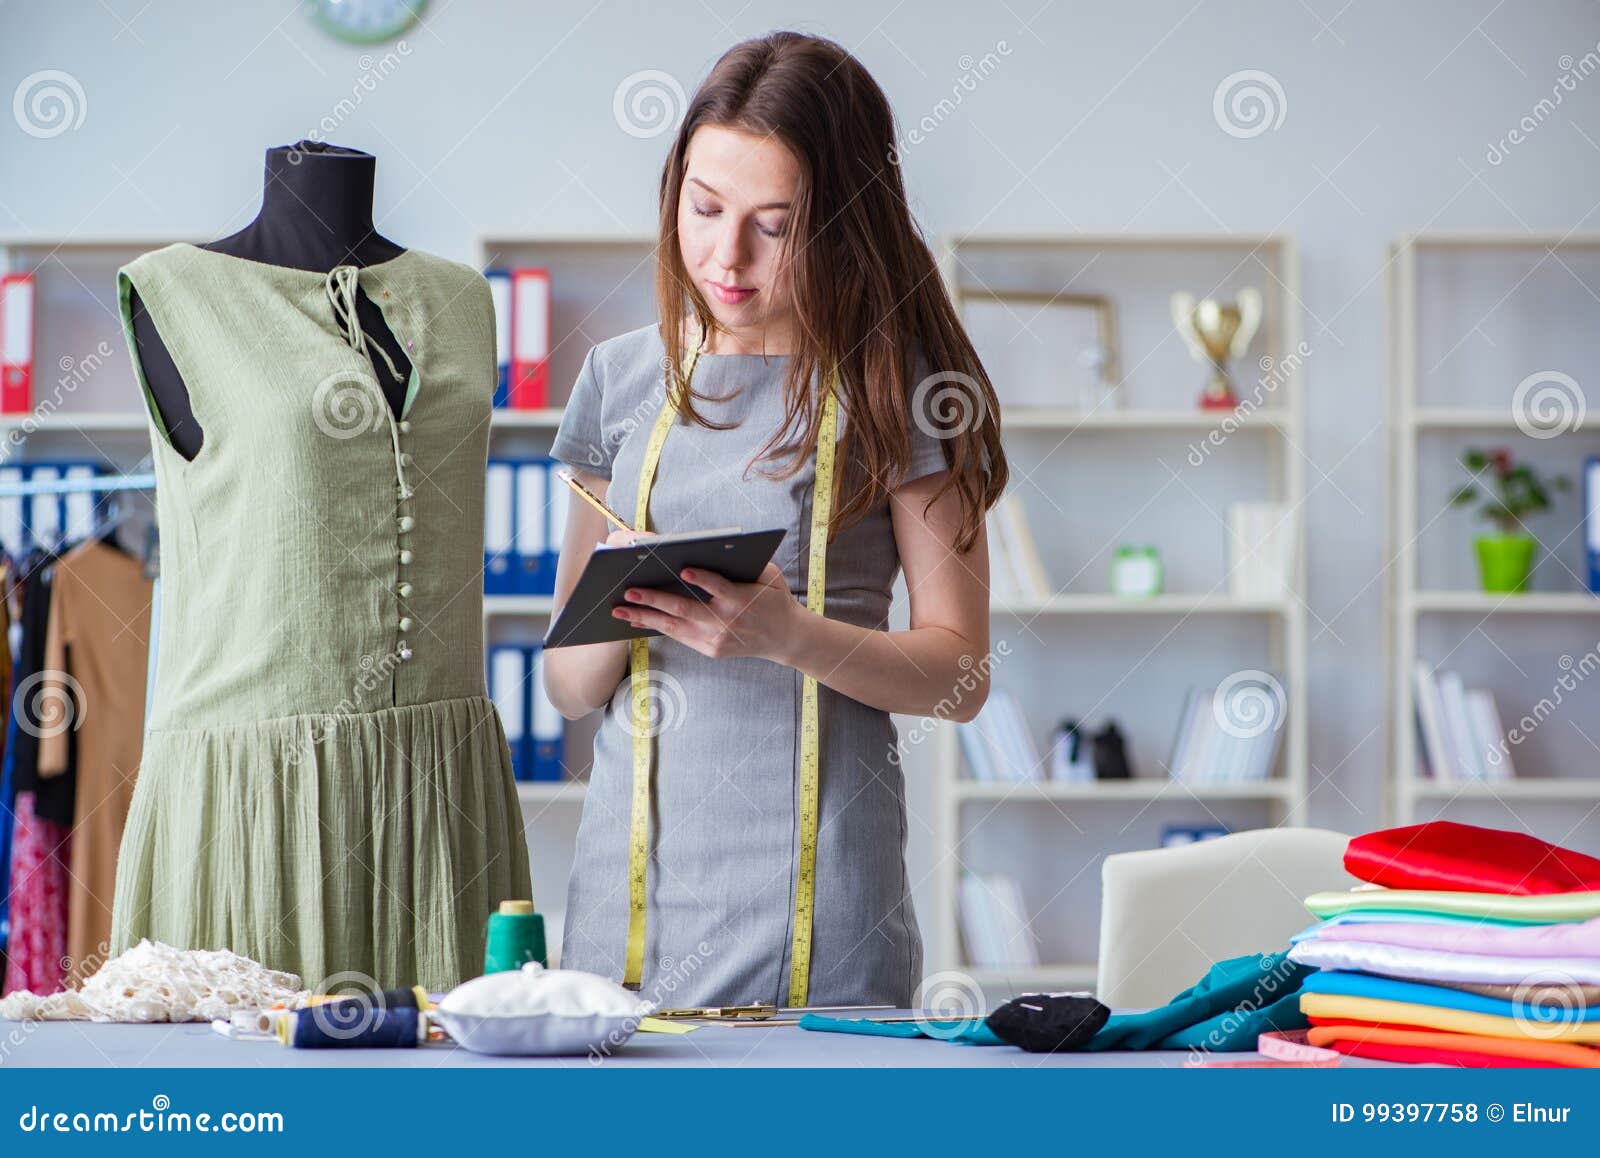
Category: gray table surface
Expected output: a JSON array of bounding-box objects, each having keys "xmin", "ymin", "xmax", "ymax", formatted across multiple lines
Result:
[{"xmin": 2, "ymin": 1011, "xmax": 1393, "ymax": 1068}]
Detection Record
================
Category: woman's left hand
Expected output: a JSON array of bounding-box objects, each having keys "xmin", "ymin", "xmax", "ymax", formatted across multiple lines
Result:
[{"xmin": 613, "ymin": 563, "xmax": 801, "ymax": 663}]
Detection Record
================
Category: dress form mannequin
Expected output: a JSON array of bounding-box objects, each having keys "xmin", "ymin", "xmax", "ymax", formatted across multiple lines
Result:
[{"xmin": 129, "ymin": 142, "xmax": 412, "ymax": 460}]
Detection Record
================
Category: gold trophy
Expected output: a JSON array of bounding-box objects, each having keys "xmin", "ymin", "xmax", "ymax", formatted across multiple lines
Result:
[{"xmin": 1171, "ymin": 288, "xmax": 1263, "ymax": 411}]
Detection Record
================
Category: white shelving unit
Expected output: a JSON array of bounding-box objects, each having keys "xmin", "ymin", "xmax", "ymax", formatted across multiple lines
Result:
[
  {"xmin": 930, "ymin": 231, "xmax": 1308, "ymax": 997},
  {"xmin": 0, "ymin": 235, "xmax": 192, "ymax": 496},
  {"xmin": 472, "ymin": 235, "xmax": 662, "ymax": 893},
  {"xmin": 1388, "ymin": 232, "xmax": 1600, "ymax": 828}
]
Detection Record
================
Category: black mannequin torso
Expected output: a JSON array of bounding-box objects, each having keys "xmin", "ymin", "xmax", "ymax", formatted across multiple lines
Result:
[{"xmin": 130, "ymin": 142, "xmax": 412, "ymax": 461}]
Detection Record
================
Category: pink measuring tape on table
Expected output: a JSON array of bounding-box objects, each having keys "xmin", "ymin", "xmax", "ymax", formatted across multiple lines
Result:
[{"xmin": 1182, "ymin": 1030, "xmax": 1343, "ymax": 1068}]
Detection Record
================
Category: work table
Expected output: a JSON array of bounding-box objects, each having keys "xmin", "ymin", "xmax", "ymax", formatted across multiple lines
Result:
[{"xmin": 5, "ymin": 1011, "xmax": 1393, "ymax": 1068}]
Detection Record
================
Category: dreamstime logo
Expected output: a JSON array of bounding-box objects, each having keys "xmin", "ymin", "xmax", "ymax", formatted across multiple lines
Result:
[
  {"xmin": 888, "ymin": 41, "xmax": 1012, "ymax": 163},
  {"xmin": 892, "ymin": 640, "xmax": 1013, "ymax": 765},
  {"xmin": 2, "ymin": 340, "xmax": 115, "ymax": 460},
  {"xmin": 915, "ymin": 970, "xmax": 988, "ymax": 1040},
  {"xmin": 1491, "ymin": 643, "xmax": 1600, "ymax": 766},
  {"xmin": 13, "ymin": 670, "xmax": 86, "ymax": 739},
  {"xmin": 621, "ymin": 669, "xmax": 689, "ymax": 740},
  {"xmin": 289, "ymin": 43, "xmax": 412, "ymax": 163},
  {"xmin": 1212, "ymin": 670, "xmax": 1286, "ymax": 739},
  {"xmin": 912, "ymin": 370, "xmax": 989, "ymax": 440},
  {"xmin": 1511, "ymin": 969, "xmax": 1588, "ymax": 1039},
  {"xmin": 1187, "ymin": 341, "xmax": 1310, "ymax": 466},
  {"xmin": 1487, "ymin": 46, "xmax": 1600, "ymax": 166},
  {"xmin": 588, "ymin": 940, "xmax": 714, "ymax": 1064},
  {"xmin": 12, "ymin": 70, "xmax": 87, "ymax": 139},
  {"xmin": 1186, "ymin": 952, "xmax": 1300, "ymax": 1063},
  {"xmin": 311, "ymin": 369, "xmax": 385, "ymax": 440},
  {"xmin": 1511, "ymin": 370, "xmax": 1585, "ymax": 438},
  {"xmin": 613, "ymin": 70, "xmax": 686, "ymax": 139},
  {"xmin": 305, "ymin": 970, "xmax": 387, "ymax": 1042},
  {"xmin": 1212, "ymin": 70, "xmax": 1287, "ymax": 139}
]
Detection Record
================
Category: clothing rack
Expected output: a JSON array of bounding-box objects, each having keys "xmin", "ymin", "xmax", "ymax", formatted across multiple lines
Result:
[{"xmin": 0, "ymin": 473, "xmax": 156, "ymax": 498}]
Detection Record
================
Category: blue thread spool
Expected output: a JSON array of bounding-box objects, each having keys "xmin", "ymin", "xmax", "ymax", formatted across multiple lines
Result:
[{"xmin": 282, "ymin": 1004, "xmax": 424, "ymax": 1048}]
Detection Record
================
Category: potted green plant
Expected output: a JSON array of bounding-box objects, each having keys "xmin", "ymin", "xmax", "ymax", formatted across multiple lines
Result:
[{"xmin": 1448, "ymin": 447, "xmax": 1569, "ymax": 593}]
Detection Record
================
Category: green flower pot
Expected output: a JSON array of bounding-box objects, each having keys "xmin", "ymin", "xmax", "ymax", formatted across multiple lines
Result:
[{"xmin": 1475, "ymin": 534, "xmax": 1536, "ymax": 593}]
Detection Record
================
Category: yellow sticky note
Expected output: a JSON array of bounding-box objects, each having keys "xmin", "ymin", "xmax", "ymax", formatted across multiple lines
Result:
[{"xmin": 637, "ymin": 1017, "xmax": 698, "ymax": 1035}]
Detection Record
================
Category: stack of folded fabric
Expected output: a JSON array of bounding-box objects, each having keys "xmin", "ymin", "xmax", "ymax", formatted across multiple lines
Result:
[{"xmin": 1288, "ymin": 820, "xmax": 1600, "ymax": 1068}]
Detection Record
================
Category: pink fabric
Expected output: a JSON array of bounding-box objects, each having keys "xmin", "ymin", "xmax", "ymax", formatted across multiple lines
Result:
[
  {"xmin": 1314, "ymin": 914, "xmax": 1600, "ymax": 958},
  {"xmin": 1, "ymin": 791, "xmax": 71, "ymax": 997}
]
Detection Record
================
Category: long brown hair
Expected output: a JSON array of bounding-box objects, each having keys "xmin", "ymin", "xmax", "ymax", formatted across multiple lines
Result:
[{"xmin": 655, "ymin": 31, "xmax": 1007, "ymax": 553}]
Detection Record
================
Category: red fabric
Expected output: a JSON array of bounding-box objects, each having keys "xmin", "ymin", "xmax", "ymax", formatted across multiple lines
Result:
[
  {"xmin": 1329, "ymin": 1039, "xmax": 1564, "ymax": 1068},
  {"xmin": 1345, "ymin": 821, "xmax": 1600, "ymax": 895},
  {"xmin": 1, "ymin": 792, "xmax": 71, "ymax": 998}
]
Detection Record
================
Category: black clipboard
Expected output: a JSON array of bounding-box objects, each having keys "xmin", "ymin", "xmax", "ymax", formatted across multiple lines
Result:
[{"xmin": 542, "ymin": 527, "xmax": 788, "ymax": 648}]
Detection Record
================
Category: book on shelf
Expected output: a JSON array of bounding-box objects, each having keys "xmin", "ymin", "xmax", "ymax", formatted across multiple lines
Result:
[
  {"xmin": 988, "ymin": 491, "xmax": 1052, "ymax": 604},
  {"xmin": 1228, "ymin": 502, "xmax": 1294, "ymax": 601},
  {"xmin": 957, "ymin": 688, "xmax": 1042, "ymax": 781},
  {"xmin": 959, "ymin": 872, "xmax": 1040, "ymax": 969},
  {"xmin": 1166, "ymin": 677, "xmax": 1286, "ymax": 783},
  {"xmin": 1412, "ymin": 662, "xmax": 1514, "ymax": 782}
]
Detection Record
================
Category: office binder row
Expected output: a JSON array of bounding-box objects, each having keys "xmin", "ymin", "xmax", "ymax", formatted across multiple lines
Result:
[
  {"xmin": 484, "ymin": 456, "xmax": 568, "ymax": 596},
  {"xmin": 0, "ymin": 461, "xmax": 107, "ymax": 553},
  {"xmin": 489, "ymin": 644, "xmax": 563, "ymax": 781},
  {"xmin": 485, "ymin": 267, "xmax": 550, "ymax": 409}
]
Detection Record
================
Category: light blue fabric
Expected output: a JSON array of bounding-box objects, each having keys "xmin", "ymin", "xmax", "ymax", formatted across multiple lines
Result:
[
  {"xmin": 1291, "ymin": 910, "xmax": 1521, "ymax": 943},
  {"xmin": 1302, "ymin": 969, "xmax": 1600, "ymax": 1021},
  {"xmin": 797, "ymin": 1014, "xmax": 1005, "ymax": 1046}
]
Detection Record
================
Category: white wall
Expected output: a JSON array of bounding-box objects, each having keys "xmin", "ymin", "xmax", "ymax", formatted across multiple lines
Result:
[{"xmin": 7, "ymin": 0, "xmax": 1600, "ymax": 952}]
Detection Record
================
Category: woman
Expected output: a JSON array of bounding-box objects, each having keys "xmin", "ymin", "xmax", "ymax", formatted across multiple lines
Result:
[{"xmin": 546, "ymin": 31, "xmax": 1007, "ymax": 1008}]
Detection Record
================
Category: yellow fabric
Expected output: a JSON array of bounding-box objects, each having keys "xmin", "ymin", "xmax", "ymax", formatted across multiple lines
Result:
[{"xmin": 1301, "ymin": 992, "xmax": 1600, "ymax": 1041}]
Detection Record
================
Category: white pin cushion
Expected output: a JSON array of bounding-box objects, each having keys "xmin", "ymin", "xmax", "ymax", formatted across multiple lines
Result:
[{"xmin": 432, "ymin": 962, "xmax": 655, "ymax": 1056}]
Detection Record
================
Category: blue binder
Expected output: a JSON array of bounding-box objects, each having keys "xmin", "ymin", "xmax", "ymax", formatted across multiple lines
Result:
[
  {"xmin": 489, "ymin": 644, "xmax": 529, "ymax": 780},
  {"xmin": 486, "ymin": 269, "xmax": 512, "ymax": 409},
  {"xmin": 544, "ymin": 457, "xmax": 567, "ymax": 595},
  {"xmin": 484, "ymin": 458, "xmax": 517, "ymax": 595},
  {"xmin": 528, "ymin": 644, "xmax": 563, "ymax": 781},
  {"xmin": 515, "ymin": 459, "xmax": 550, "ymax": 595}
]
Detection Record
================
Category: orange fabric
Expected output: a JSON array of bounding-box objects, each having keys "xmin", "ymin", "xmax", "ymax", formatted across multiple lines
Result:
[{"xmin": 1307, "ymin": 1022, "xmax": 1600, "ymax": 1068}]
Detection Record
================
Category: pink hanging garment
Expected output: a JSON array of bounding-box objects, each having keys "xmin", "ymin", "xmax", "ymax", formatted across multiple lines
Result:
[{"xmin": 1, "ymin": 792, "xmax": 71, "ymax": 997}]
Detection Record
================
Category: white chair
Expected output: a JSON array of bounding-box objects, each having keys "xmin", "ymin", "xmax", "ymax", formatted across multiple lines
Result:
[{"xmin": 1095, "ymin": 827, "xmax": 1355, "ymax": 1009}]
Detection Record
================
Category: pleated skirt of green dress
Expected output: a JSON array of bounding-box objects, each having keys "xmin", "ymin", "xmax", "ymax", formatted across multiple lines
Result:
[{"xmin": 109, "ymin": 695, "xmax": 531, "ymax": 992}]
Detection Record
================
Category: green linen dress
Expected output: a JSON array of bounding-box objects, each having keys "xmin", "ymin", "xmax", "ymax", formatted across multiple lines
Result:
[{"xmin": 108, "ymin": 242, "xmax": 532, "ymax": 992}]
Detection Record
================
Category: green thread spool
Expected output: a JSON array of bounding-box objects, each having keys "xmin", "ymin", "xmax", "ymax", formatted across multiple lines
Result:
[{"xmin": 484, "ymin": 900, "xmax": 547, "ymax": 974}]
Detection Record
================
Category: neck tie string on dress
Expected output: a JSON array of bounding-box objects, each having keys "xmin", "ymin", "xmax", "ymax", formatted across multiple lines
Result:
[{"xmin": 325, "ymin": 264, "xmax": 411, "ymax": 499}]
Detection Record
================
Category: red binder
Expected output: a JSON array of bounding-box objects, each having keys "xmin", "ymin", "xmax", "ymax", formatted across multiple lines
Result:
[
  {"xmin": 1, "ymin": 274, "xmax": 34, "ymax": 415},
  {"xmin": 510, "ymin": 267, "xmax": 550, "ymax": 409}
]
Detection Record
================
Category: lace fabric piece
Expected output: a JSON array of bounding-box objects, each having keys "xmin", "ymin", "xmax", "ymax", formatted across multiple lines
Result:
[{"xmin": 0, "ymin": 939, "xmax": 310, "ymax": 1022}]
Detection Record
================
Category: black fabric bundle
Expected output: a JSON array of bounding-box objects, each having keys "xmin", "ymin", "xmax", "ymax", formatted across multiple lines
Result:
[{"xmin": 986, "ymin": 992, "xmax": 1109, "ymax": 1053}]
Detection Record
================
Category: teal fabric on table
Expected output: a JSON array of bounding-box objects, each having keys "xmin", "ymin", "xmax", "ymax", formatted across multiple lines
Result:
[
  {"xmin": 1302, "ymin": 969, "xmax": 1600, "ymax": 1021},
  {"xmin": 797, "ymin": 1014, "xmax": 1005, "ymax": 1046},
  {"xmin": 1085, "ymin": 952, "xmax": 1314, "ymax": 1052}
]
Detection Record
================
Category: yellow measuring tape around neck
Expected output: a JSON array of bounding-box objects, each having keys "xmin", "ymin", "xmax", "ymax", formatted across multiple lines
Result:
[{"xmin": 623, "ymin": 333, "xmax": 839, "ymax": 1008}]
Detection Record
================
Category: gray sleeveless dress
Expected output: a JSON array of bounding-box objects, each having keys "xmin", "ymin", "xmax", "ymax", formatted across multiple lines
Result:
[
  {"xmin": 551, "ymin": 324, "xmax": 946, "ymax": 1007},
  {"xmin": 109, "ymin": 242, "xmax": 532, "ymax": 992}
]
